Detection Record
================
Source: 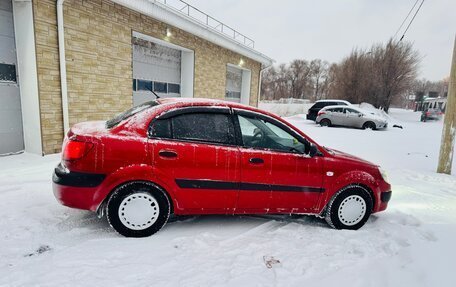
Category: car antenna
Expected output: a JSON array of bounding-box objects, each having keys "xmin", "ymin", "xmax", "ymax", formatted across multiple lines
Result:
[{"xmin": 148, "ymin": 86, "xmax": 161, "ymax": 99}]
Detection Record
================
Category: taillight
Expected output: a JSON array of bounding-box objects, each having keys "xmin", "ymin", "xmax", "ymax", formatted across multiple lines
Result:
[
  {"xmin": 318, "ymin": 111, "xmax": 326, "ymax": 116},
  {"xmin": 63, "ymin": 139, "xmax": 94, "ymax": 161},
  {"xmin": 425, "ymin": 112, "xmax": 430, "ymax": 116}
]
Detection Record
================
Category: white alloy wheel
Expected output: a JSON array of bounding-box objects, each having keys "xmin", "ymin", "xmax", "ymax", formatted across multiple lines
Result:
[
  {"xmin": 118, "ymin": 193, "xmax": 160, "ymax": 230},
  {"xmin": 337, "ymin": 195, "xmax": 367, "ymax": 226}
]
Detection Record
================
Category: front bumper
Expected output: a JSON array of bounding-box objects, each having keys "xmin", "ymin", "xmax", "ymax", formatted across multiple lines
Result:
[
  {"xmin": 52, "ymin": 163, "xmax": 106, "ymax": 211},
  {"xmin": 381, "ymin": 191, "xmax": 392, "ymax": 203}
]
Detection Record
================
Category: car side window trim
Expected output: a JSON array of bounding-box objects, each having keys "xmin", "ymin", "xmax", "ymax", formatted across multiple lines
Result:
[
  {"xmin": 148, "ymin": 106, "xmax": 238, "ymax": 147},
  {"xmin": 232, "ymin": 108, "xmax": 311, "ymax": 155}
]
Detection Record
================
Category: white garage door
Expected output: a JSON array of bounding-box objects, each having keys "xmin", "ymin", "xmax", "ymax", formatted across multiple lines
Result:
[
  {"xmin": 132, "ymin": 37, "xmax": 181, "ymax": 106},
  {"xmin": 0, "ymin": 0, "xmax": 24, "ymax": 155}
]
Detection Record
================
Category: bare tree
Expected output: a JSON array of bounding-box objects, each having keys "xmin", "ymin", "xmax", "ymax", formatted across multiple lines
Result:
[
  {"xmin": 259, "ymin": 39, "xmax": 420, "ymax": 110},
  {"xmin": 289, "ymin": 59, "xmax": 311, "ymax": 99},
  {"xmin": 310, "ymin": 59, "xmax": 330, "ymax": 101},
  {"xmin": 373, "ymin": 39, "xmax": 420, "ymax": 112},
  {"xmin": 331, "ymin": 49, "xmax": 372, "ymax": 104}
]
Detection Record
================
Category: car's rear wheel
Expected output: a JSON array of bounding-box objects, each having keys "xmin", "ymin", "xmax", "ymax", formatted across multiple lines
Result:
[
  {"xmin": 325, "ymin": 186, "xmax": 373, "ymax": 230},
  {"xmin": 362, "ymin": 121, "xmax": 376, "ymax": 130},
  {"xmin": 107, "ymin": 182, "xmax": 170, "ymax": 237},
  {"xmin": 320, "ymin": 119, "xmax": 331, "ymax": 127}
]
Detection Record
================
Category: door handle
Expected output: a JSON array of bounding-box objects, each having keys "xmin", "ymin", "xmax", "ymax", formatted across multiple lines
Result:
[
  {"xmin": 249, "ymin": 157, "xmax": 264, "ymax": 164},
  {"xmin": 159, "ymin": 150, "xmax": 177, "ymax": 158}
]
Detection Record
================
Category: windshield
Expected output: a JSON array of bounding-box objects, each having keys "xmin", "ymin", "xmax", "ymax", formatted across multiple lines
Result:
[{"xmin": 106, "ymin": 101, "xmax": 160, "ymax": 128}]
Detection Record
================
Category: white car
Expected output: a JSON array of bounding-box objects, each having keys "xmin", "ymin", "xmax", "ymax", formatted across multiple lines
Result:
[{"xmin": 316, "ymin": 105, "xmax": 388, "ymax": 130}]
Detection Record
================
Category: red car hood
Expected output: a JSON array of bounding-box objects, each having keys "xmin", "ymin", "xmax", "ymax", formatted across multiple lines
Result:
[{"xmin": 327, "ymin": 148, "xmax": 376, "ymax": 166}]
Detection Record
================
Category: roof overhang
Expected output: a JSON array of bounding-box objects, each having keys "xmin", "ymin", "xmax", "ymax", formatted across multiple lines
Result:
[{"xmin": 110, "ymin": 0, "xmax": 274, "ymax": 67}]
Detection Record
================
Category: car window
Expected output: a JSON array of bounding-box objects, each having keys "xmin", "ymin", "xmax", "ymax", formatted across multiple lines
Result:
[
  {"xmin": 331, "ymin": 107, "xmax": 344, "ymax": 113},
  {"xmin": 106, "ymin": 101, "xmax": 160, "ymax": 128},
  {"xmin": 157, "ymin": 113, "xmax": 236, "ymax": 145},
  {"xmin": 312, "ymin": 102, "xmax": 325, "ymax": 109},
  {"xmin": 150, "ymin": 118, "xmax": 171, "ymax": 138},
  {"xmin": 237, "ymin": 115, "xmax": 307, "ymax": 154},
  {"xmin": 345, "ymin": 108, "xmax": 361, "ymax": 115}
]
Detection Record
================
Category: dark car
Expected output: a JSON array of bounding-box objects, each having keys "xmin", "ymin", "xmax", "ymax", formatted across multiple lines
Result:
[
  {"xmin": 420, "ymin": 109, "xmax": 443, "ymax": 122},
  {"xmin": 307, "ymin": 100, "xmax": 351, "ymax": 121}
]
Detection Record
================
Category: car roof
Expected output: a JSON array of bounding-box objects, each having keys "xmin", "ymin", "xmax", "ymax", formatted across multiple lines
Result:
[
  {"xmin": 157, "ymin": 97, "xmax": 266, "ymax": 113},
  {"xmin": 152, "ymin": 97, "xmax": 282, "ymax": 121},
  {"xmin": 321, "ymin": 105, "xmax": 354, "ymax": 110},
  {"xmin": 315, "ymin": 99, "xmax": 351, "ymax": 104}
]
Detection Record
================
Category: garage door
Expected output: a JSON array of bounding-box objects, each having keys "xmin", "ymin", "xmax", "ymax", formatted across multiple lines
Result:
[
  {"xmin": 132, "ymin": 37, "xmax": 181, "ymax": 106},
  {"xmin": 0, "ymin": 0, "xmax": 24, "ymax": 155}
]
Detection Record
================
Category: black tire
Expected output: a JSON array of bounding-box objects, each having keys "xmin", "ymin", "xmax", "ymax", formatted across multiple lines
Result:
[
  {"xmin": 362, "ymin": 121, "xmax": 376, "ymax": 130},
  {"xmin": 320, "ymin": 119, "xmax": 331, "ymax": 127},
  {"xmin": 107, "ymin": 182, "xmax": 170, "ymax": 237},
  {"xmin": 325, "ymin": 185, "xmax": 373, "ymax": 230}
]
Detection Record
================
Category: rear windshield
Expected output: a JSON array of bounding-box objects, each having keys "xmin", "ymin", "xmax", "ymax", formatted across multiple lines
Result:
[{"xmin": 106, "ymin": 101, "xmax": 160, "ymax": 128}]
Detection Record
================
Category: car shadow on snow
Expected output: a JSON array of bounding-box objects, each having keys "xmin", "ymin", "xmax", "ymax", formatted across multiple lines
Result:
[
  {"xmin": 168, "ymin": 214, "xmax": 330, "ymax": 229},
  {"xmin": 61, "ymin": 212, "xmax": 386, "ymax": 237}
]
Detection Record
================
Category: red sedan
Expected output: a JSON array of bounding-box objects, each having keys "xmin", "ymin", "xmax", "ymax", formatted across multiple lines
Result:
[{"xmin": 53, "ymin": 98, "xmax": 391, "ymax": 237}]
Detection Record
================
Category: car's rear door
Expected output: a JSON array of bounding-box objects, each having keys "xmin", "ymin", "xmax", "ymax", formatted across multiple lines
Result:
[
  {"xmin": 327, "ymin": 107, "xmax": 345, "ymax": 125},
  {"xmin": 344, "ymin": 107, "xmax": 363, "ymax": 128},
  {"xmin": 148, "ymin": 107, "xmax": 240, "ymax": 214},
  {"xmin": 233, "ymin": 110, "xmax": 324, "ymax": 214}
]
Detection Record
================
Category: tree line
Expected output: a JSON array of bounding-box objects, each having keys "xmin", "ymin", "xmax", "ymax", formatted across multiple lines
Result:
[{"xmin": 261, "ymin": 39, "xmax": 446, "ymax": 112}]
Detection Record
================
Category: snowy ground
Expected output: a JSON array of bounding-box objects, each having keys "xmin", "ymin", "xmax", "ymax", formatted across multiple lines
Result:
[{"xmin": 0, "ymin": 109, "xmax": 455, "ymax": 286}]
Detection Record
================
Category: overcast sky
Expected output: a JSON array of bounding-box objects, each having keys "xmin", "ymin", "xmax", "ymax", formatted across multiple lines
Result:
[{"xmin": 185, "ymin": 0, "xmax": 455, "ymax": 81}]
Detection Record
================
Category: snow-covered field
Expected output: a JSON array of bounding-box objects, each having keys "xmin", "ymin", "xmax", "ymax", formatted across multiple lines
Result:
[{"xmin": 0, "ymin": 109, "xmax": 455, "ymax": 287}]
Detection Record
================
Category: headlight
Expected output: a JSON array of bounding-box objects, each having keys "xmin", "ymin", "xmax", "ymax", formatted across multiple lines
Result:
[{"xmin": 378, "ymin": 167, "xmax": 388, "ymax": 182}]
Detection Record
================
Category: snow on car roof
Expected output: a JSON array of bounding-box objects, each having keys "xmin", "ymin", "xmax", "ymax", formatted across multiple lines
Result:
[
  {"xmin": 320, "ymin": 105, "xmax": 356, "ymax": 110},
  {"xmin": 315, "ymin": 99, "xmax": 351, "ymax": 104}
]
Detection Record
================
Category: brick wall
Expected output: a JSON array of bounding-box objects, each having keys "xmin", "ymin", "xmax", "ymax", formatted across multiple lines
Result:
[{"xmin": 33, "ymin": 0, "xmax": 262, "ymax": 154}]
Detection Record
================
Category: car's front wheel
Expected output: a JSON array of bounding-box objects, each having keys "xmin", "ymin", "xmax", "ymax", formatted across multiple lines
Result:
[
  {"xmin": 362, "ymin": 121, "xmax": 376, "ymax": 130},
  {"xmin": 107, "ymin": 182, "xmax": 170, "ymax": 237},
  {"xmin": 325, "ymin": 186, "xmax": 373, "ymax": 230}
]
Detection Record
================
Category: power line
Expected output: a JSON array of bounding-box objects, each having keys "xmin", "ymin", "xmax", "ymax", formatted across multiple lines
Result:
[
  {"xmin": 399, "ymin": 0, "xmax": 425, "ymax": 41},
  {"xmin": 393, "ymin": 0, "xmax": 420, "ymax": 40}
]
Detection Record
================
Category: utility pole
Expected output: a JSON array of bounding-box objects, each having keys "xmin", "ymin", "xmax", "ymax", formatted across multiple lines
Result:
[{"xmin": 437, "ymin": 36, "xmax": 456, "ymax": 174}]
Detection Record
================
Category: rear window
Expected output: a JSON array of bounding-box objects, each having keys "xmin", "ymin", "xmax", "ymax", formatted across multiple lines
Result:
[
  {"xmin": 106, "ymin": 101, "xmax": 159, "ymax": 128},
  {"xmin": 312, "ymin": 102, "xmax": 325, "ymax": 109}
]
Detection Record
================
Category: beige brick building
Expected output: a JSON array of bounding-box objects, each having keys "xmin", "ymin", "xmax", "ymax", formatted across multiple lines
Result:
[{"xmin": 1, "ymin": 0, "xmax": 272, "ymax": 155}]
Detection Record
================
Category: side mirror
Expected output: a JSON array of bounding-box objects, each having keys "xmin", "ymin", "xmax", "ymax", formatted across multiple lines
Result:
[{"xmin": 309, "ymin": 143, "xmax": 318, "ymax": 157}]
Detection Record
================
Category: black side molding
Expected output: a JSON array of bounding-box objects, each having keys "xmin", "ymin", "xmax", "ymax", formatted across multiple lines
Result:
[
  {"xmin": 175, "ymin": 179, "xmax": 325, "ymax": 193},
  {"xmin": 381, "ymin": 191, "xmax": 392, "ymax": 203},
  {"xmin": 53, "ymin": 163, "xmax": 106, "ymax": 188}
]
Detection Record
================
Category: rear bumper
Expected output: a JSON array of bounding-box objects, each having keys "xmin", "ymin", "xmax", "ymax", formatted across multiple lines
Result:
[{"xmin": 52, "ymin": 163, "xmax": 106, "ymax": 211}]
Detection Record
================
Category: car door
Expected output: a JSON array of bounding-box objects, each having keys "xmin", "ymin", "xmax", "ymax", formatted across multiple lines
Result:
[
  {"xmin": 234, "ymin": 110, "xmax": 324, "ymax": 214},
  {"xmin": 328, "ymin": 107, "xmax": 345, "ymax": 125},
  {"xmin": 148, "ymin": 107, "xmax": 240, "ymax": 214},
  {"xmin": 344, "ymin": 108, "xmax": 363, "ymax": 128}
]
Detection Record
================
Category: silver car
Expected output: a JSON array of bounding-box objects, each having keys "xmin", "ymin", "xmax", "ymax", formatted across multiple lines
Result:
[{"xmin": 316, "ymin": 105, "xmax": 388, "ymax": 130}]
